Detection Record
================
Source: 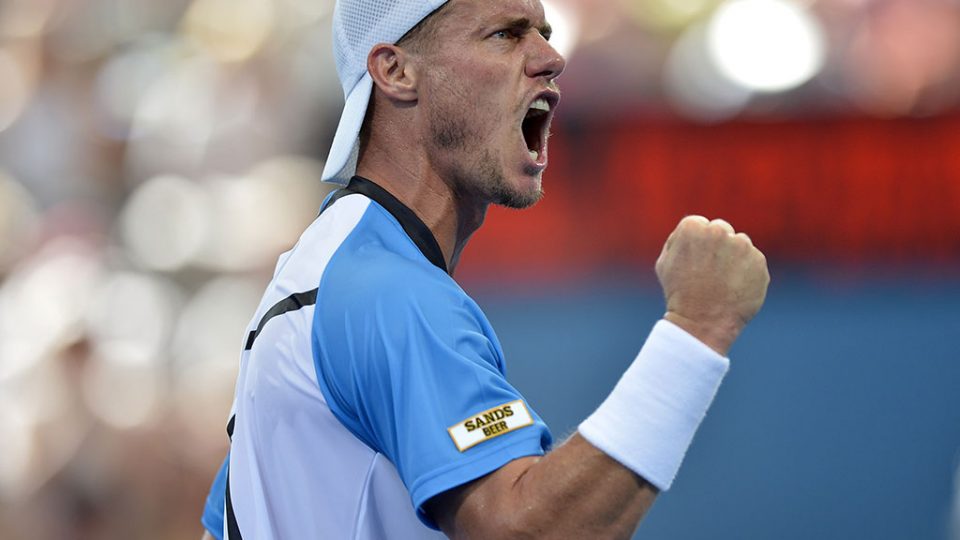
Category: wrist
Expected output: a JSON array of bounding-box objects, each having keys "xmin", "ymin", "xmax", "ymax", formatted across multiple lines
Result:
[
  {"xmin": 578, "ymin": 320, "xmax": 730, "ymax": 490},
  {"xmin": 663, "ymin": 311, "xmax": 741, "ymax": 356}
]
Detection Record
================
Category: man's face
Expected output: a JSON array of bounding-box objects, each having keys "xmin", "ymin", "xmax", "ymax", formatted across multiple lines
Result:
[{"xmin": 412, "ymin": 0, "xmax": 565, "ymax": 208}]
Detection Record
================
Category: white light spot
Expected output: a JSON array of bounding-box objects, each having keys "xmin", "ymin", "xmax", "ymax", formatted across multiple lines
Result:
[
  {"xmin": 93, "ymin": 35, "xmax": 175, "ymax": 139},
  {"xmin": 82, "ymin": 360, "xmax": 161, "ymax": 429},
  {"xmin": 182, "ymin": 0, "xmax": 276, "ymax": 63},
  {"xmin": 0, "ymin": 240, "xmax": 102, "ymax": 381},
  {"xmin": 665, "ymin": 23, "xmax": 752, "ymax": 122},
  {"xmin": 195, "ymin": 157, "xmax": 328, "ymax": 271},
  {"xmin": 85, "ymin": 271, "xmax": 182, "ymax": 365},
  {"xmin": 170, "ymin": 277, "xmax": 258, "ymax": 442},
  {"xmin": 193, "ymin": 174, "xmax": 272, "ymax": 271},
  {"xmin": 120, "ymin": 174, "xmax": 210, "ymax": 271},
  {"xmin": 127, "ymin": 53, "xmax": 260, "ymax": 175},
  {"xmin": 131, "ymin": 54, "xmax": 219, "ymax": 148},
  {"xmin": 542, "ymin": 0, "xmax": 580, "ymax": 60},
  {"xmin": 172, "ymin": 277, "xmax": 261, "ymax": 368},
  {"xmin": 707, "ymin": 0, "xmax": 826, "ymax": 92}
]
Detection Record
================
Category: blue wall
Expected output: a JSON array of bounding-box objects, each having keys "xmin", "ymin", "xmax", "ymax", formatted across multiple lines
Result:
[{"xmin": 473, "ymin": 272, "xmax": 960, "ymax": 540}]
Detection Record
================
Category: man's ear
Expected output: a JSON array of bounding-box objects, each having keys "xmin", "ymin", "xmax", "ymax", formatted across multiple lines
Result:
[{"xmin": 367, "ymin": 43, "xmax": 419, "ymax": 102}]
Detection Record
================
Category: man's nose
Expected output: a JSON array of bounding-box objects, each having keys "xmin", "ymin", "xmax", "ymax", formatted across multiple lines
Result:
[{"xmin": 525, "ymin": 34, "xmax": 566, "ymax": 81}]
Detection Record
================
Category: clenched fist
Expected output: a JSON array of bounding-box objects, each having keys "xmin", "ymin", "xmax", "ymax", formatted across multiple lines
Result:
[{"xmin": 655, "ymin": 215, "xmax": 770, "ymax": 356}]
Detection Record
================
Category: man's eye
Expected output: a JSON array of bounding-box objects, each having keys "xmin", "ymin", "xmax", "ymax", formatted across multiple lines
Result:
[{"xmin": 492, "ymin": 29, "xmax": 513, "ymax": 39}]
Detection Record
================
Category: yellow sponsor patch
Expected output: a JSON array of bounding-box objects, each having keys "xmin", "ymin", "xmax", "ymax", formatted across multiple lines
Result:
[{"xmin": 447, "ymin": 400, "xmax": 534, "ymax": 452}]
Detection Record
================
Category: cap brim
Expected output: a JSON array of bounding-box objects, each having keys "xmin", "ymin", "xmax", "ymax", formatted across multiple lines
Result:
[{"xmin": 321, "ymin": 73, "xmax": 374, "ymax": 185}]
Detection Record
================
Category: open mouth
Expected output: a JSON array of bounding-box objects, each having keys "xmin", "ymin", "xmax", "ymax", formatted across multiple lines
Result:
[{"xmin": 521, "ymin": 95, "xmax": 555, "ymax": 163}]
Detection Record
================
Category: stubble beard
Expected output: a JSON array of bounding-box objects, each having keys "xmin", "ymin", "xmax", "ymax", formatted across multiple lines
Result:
[{"xmin": 429, "ymin": 106, "xmax": 543, "ymax": 210}]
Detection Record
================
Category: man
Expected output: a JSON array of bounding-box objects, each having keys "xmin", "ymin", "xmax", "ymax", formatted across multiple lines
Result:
[{"xmin": 201, "ymin": 0, "xmax": 769, "ymax": 538}]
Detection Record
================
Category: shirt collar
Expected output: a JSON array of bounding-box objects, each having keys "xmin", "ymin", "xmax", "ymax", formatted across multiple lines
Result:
[{"xmin": 324, "ymin": 176, "xmax": 449, "ymax": 274}]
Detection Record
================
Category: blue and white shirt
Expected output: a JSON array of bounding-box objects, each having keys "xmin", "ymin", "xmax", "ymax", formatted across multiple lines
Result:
[{"xmin": 202, "ymin": 176, "xmax": 552, "ymax": 539}]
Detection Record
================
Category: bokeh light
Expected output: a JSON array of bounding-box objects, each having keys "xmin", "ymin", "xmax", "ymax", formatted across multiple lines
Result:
[
  {"xmin": 273, "ymin": 0, "xmax": 334, "ymax": 32},
  {"xmin": 0, "ymin": 171, "xmax": 40, "ymax": 271},
  {"xmin": 0, "ymin": 0, "xmax": 58, "ymax": 39},
  {"xmin": 0, "ymin": 394, "xmax": 34, "ymax": 498},
  {"xmin": 172, "ymin": 276, "xmax": 261, "ymax": 370},
  {"xmin": 127, "ymin": 52, "xmax": 260, "ymax": 176},
  {"xmin": 841, "ymin": 0, "xmax": 960, "ymax": 116},
  {"xmin": 182, "ymin": 0, "xmax": 276, "ymax": 63},
  {"xmin": 623, "ymin": 0, "xmax": 719, "ymax": 32},
  {"xmin": 664, "ymin": 22, "xmax": 752, "ymax": 121},
  {"xmin": 94, "ymin": 35, "xmax": 178, "ymax": 139},
  {"xmin": 0, "ymin": 357, "xmax": 72, "ymax": 428},
  {"xmin": 542, "ymin": 0, "xmax": 580, "ymax": 60},
  {"xmin": 707, "ymin": 0, "xmax": 826, "ymax": 92},
  {"xmin": 81, "ymin": 359, "xmax": 162, "ymax": 430},
  {"xmin": 0, "ymin": 239, "xmax": 103, "ymax": 382},
  {"xmin": 0, "ymin": 48, "xmax": 34, "ymax": 133},
  {"xmin": 195, "ymin": 157, "xmax": 329, "ymax": 271},
  {"xmin": 119, "ymin": 174, "xmax": 210, "ymax": 272},
  {"xmin": 170, "ymin": 276, "xmax": 261, "ymax": 451},
  {"xmin": 84, "ymin": 271, "xmax": 182, "ymax": 366}
]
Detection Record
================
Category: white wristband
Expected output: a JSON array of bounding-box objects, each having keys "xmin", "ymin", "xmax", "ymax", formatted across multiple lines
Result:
[{"xmin": 578, "ymin": 319, "xmax": 730, "ymax": 491}]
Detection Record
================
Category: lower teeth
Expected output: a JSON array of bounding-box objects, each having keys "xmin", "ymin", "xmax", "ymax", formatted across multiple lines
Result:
[{"xmin": 529, "ymin": 150, "xmax": 539, "ymax": 160}]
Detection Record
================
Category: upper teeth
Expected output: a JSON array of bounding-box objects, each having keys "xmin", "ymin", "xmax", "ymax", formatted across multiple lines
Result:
[{"xmin": 530, "ymin": 98, "xmax": 550, "ymax": 112}]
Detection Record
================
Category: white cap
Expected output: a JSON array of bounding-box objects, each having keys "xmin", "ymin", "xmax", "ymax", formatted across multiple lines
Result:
[{"xmin": 323, "ymin": 0, "xmax": 450, "ymax": 185}]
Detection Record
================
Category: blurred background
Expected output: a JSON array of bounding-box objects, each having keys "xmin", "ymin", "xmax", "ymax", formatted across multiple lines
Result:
[{"xmin": 0, "ymin": 0, "xmax": 957, "ymax": 538}]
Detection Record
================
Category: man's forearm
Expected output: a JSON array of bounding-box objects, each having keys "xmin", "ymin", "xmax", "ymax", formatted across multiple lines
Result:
[
  {"xmin": 430, "ymin": 319, "xmax": 730, "ymax": 539},
  {"xmin": 428, "ymin": 434, "xmax": 657, "ymax": 539}
]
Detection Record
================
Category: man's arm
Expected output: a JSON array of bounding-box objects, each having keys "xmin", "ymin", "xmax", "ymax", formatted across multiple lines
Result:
[
  {"xmin": 426, "ymin": 434, "xmax": 657, "ymax": 539},
  {"xmin": 426, "ymin": 216, "xmax": 769, "ymax": 539}
]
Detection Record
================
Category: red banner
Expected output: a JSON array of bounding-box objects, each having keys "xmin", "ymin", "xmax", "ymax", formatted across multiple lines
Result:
[{"xmin": 459, "ymin": 114, "xmax": 960, "ymax": 282}]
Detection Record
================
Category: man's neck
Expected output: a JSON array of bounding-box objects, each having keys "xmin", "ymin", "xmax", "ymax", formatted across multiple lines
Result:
[{"xmin": 355, "ymin": 158, "xmax": 487, "ymax": 275}]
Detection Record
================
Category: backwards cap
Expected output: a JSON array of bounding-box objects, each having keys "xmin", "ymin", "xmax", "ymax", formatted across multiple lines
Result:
[{"xmin": 323, "ymin": 0, "xmax": 450, "ymax": 184}]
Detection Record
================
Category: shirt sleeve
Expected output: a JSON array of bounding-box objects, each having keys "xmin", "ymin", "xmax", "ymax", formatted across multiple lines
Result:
[
  {"xmin": 312, "ymin": 257, "xmax": 552, "ymax": 528},
  {"xmin": 200, "ymin": 453, "xmax": 228, "ymax": 540}
]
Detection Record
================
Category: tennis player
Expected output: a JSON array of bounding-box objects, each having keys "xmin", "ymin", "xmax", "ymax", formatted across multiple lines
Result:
[{"xmin": 200, "ymin": 0, "xmax": 770, "ymax": 538}]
